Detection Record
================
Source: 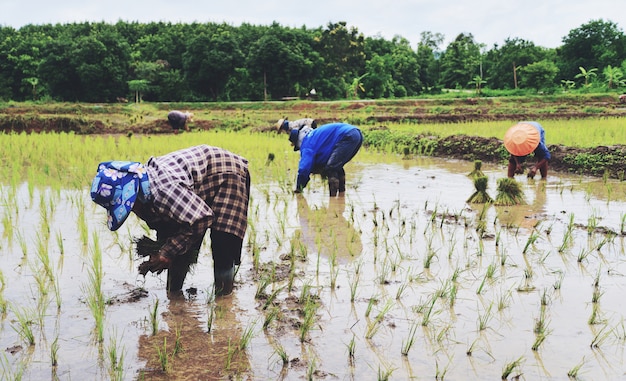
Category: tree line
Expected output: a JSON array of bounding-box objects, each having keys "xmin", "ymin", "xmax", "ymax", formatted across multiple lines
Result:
[{"xmin": 0, "ymin": 19, "xmax": 625, "ymax": 103}]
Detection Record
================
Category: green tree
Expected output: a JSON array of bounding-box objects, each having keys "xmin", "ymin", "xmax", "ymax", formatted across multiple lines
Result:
[
  {"xmin": 557, "ymin": 19, "xmax": 626, "ymax": 83},
  {"xmin": 315, "ymin": 22, "xmax": 366, "ymax": 99},
  {"xmin": 602, "ymin": 65, "xmax": 624, "ymax": 89},
  {"xmin": 483, "ymin": 38, "xmax": 553, "ymax": 90},
  {"xmin": 183, "ymin": 26, "xmax": 244, "ymax": 101},
  {"xmin": 468, "ymin": 75, "xmax": 486, "ymax": 94},
  {"xmin": 438, "ymin": 33, "xmax": 482, "ymax": 89},
  {"xmin": 416, "ymin": 32, "xmax": 444, "ymax": 92},
  {"xmin": 574, "ymin": 66, "xmax": 598, "ymax": 87},
  {"xmin": 127, "ymin": 79, "xmax": 150, "ymax": 103},
  {"xmin": 519, "ymin": 60, "xmax": 559, "ymax": 92}
]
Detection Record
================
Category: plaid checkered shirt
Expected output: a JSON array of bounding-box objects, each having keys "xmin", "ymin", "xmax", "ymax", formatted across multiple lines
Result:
[{"xmin": 137, "ymin": 145, "xmax": 250, "ymax": 259}]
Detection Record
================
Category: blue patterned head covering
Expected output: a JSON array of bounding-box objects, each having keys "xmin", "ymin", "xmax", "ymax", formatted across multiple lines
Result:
[{"xmin": 90, "ymin": 161, "xmax": 149, "ymax": 231}]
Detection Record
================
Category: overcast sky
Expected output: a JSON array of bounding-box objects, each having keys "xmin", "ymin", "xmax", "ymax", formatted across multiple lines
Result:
[{"xmin": 1, "ymin": 0, "xmax": 624, "ymax": 49}]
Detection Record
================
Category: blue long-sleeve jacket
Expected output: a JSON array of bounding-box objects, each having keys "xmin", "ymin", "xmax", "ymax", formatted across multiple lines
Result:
[{"xmin": 296, "ymin": 123, "xmax": 359, "ymax": 189}]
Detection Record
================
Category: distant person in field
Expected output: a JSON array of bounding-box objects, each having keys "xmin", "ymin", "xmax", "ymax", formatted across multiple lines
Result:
[
  {"xmin": 504, "ymin": 121, "xmax": 551, "ymax": 179},
  {"xmin": 285, "ymin": 122, "xmax": 363, "ymax": 197},
  {"xmin": 167, "ymin": 110, "xmax": 193, "ymax": 132},
  {"xmin": 276, "ymin": 117, "xmax": 317, "ymax": 132}
]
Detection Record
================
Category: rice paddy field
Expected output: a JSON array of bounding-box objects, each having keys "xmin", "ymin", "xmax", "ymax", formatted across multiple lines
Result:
[{"xmin": 1, "ymin": 127, "xmax": 626, "ymax": 380}]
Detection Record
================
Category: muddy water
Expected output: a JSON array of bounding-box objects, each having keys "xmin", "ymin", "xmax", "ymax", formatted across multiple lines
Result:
[{"xmin": 1, "ymin": 156, "xmax": 625, "ymax": 380}]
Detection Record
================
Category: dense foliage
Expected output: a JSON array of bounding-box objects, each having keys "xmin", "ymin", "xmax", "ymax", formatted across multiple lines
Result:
[{"xmin": 1, "ymin": 19, "xmax": 625, "ymax": 102}]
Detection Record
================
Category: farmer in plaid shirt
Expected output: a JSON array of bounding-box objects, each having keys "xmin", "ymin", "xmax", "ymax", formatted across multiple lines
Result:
[{"xmin": 90, "ymin": 145, "xmax": 250, "ymax": 296}]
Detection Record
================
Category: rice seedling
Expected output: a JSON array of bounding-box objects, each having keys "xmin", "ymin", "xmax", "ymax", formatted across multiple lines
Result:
[
  {"xmin": 255, "ymin": 274, "xmax": 272, "ymax": 299},
  {"xmin": 435, "ymin": 360, "xmax": 450, "ymax": 380},
  {"xmin": 263, "ymin": 306, "xmax": 279, "ymax": 329},
  {"xmin": 84, "ymin": 231, "xmax": 106, "ymax": 342},
  {"xmin": 588, "ymin": 304, "xmax": 604, "ymax": 325},
  {"xmin": 559, "ymin": 213, "xmax": 575, "ymax": 253},
  {"xmin": 576, "ymin": 248, "xmax": 592, "ymax": 263},
  {"xmin": 540, "ymin": 287, "xmax": 551, "ymax": 306},
  {"xmin": 272, "ymin": 342, "xmax": 289, "ymax": 366},
  {"xmin": 591, "ymin": 287, "xmax": 603, "ymax": 304},
  {"xmin": 522, "ymin": 231, "xmax": 540, "ymax": 254},
  {"xmin": 401, "ymin": 320, "xmax": 419, "ymax": 356},
  {"xmin": 467, "ymin": 176, "xmax": 493, "ymax": 204},
  {"xmin": 396, "ymin": 281, "xmax": 409, "ymax": 300},
  {"xmin": 106, "ymin": 331, "xmax": 126, "ymax": 381},
  {"xmin": 552, "ymin": 272, "xmax": 564, "ymax": 290},
  {"xmin": 346, "ymin": 334, "xmax": 356, "ymax": 362},
  {"xmin": 349, "ymin": 273, "xmax": 360, "ymax": 302},
  {"xmin": 156, "ymin": 337, "xmax": 169, "ymax": 372},
  {"xmin": 531, "ymin": 334, "xmax": 547, "ymax": 351},
  {"xmin": 173, "ymin": 324, "xmax": 183, "ymax": 356},
  {"xmin": 377, "ymin": 364, "xmax": 395, "ymax": 381},
  {"xmin": 501, "ymin": 356, "xmax": 524, "ymax": 380},
  {"xmin": 150, "ymin": 298, "xmax": 159, "ymax": 336},
  {"xmin": 494, "ymin": 178, "xmax": 525, "ymax": 206},
  {"xmin": 592, "ymin": 268, "xmax": 601, "ymax": 288},
  {"xmin": 468, "ymin": 160, "xmax": 485, "ymax": 178},
  {"xmin": 590, "ymin": 325, "xmax": 611, "ymax": 348},
  {"xmin": 263, "ymin": 285, "xmax": 284, "ymax": 310},
  {"xmin": 50, "ymin": 336, "xmax": 59, "ymax": 367},
  {"xmin": 567, "ymin": 357, "xmax": 585, "ymax": 379},
  {"xmin": 239, "ymin": 320, "xmax": 257, "ymax": 351},
  {"xmin": 365, "ymin": 295, "xmax": 378, "ymax": 318},
  {"xmin": 477, "ymin": 304, "xmax": 493, "ymax": 331},
  {"xmin": 306, "ymin": 354, "xmax": 318, "ymax": 381},
  {"xmin": 299, "ymin": 298, "xmax": 318, "ymax": 342},
  {"xmin": 11, "ymin": 304, "xmax": 36, "ymax": 346},
  {"xmin": 421, "ymin": 294, "xmax": 438, "ymax": 327}
]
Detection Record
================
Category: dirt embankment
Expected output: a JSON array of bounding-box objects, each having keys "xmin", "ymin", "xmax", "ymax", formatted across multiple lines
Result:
[{"xmin": 2, "ymin": 97, "xmax": 626, "ymax": 179}]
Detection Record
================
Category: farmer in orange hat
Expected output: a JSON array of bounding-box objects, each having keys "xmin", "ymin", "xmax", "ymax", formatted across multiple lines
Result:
[{"xmin": 504, "ymin": 121, "xmax": 551, "ymax": 179}]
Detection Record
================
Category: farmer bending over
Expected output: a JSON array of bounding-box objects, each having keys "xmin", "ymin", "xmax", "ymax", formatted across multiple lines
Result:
[
  {"xmin": 167, "ymin": 110, "xmax": 193, "ymax": 132},
  {"xmin": 90, "ymin": 145, "xmax": 250, "ymax": 296},
  {"xmin": 276, "ymin": 117, "xmax": 317, "ymax": 132},
  {"xmin": 287, "ymin": 122, "xmax": 363, "ymax": 196},
  {"xmin": 504, "ymin": 121, "xmax": 551, "ymax": 179}
]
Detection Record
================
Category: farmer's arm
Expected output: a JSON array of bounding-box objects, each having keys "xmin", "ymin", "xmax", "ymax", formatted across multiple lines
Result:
[
  {"xmin": 139, "ymin": 185, "xmax": 213, "ymax": 274},
  {"xmin": 295, "ymin": 148, "xmax": 315, "ymax": 192}
]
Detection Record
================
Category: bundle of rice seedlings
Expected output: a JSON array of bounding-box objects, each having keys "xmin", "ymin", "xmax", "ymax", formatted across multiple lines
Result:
[
  {"xmin": 134, "ymin": 235, "xmax": 162, "ymax": 257},
  {"xmin": 468, "ymin": 160, "xmax": 485, "ymax": 178},
  {"xmin": 494, "ymin": 178, "xmax": 525, "ymax": 206},
  {"xmin": 467, "ymin": 176, "xmax": 493, "ymax": 204}
]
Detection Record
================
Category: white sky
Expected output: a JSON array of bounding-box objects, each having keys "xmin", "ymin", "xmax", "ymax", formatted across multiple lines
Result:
[{"xmin": 1, "ymin": 0, "xmax": 624, "ymax": 49}]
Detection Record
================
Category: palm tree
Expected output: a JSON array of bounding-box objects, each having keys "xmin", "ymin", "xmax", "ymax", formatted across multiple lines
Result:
[
  {"xmin": 468, "ymin": 75, "xmax": 487, "ymax": 95},
  {"xmin": 574, "ymin": 66, "xmax": 598, "ymax": 87},
  {"xmin": 602, "ymin": 65, "xmax": 625, "ymax": 89}
]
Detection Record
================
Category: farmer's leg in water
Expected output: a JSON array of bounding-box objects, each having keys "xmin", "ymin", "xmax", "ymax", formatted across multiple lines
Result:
[
  {"xmin": 167, "ymin": 241, "xmax": 201, "ymax": 293},
  {"xmin": 325, "ymin": 129, "xmax": 363, "ymax": 196},
  {"xmin": 338, "ymin": 168, "xmax": 346, "ymax": 193},
  {"xmin": 211, "ymin": 230, "xmax": 243, "ymax": 296}
]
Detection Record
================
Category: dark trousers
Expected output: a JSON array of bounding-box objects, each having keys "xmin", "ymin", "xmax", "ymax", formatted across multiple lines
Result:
[{"xmin": 325, "ymin": 129, "xmax": 363, "ymax": 179}]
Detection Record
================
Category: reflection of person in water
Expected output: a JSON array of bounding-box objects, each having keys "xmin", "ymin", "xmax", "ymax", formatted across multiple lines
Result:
[
  {"xmin": 295, "ymin": 195, "xmax": 362, "ymax": 262},
  {"xmin": 137, "ymin": 294, "xmax": 251, "ymax": 378}
]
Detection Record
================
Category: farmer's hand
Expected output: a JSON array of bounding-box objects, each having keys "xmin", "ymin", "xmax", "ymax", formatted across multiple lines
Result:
[
  {"xmin": 294, "ymin": 188, "xmax": 302, "ymax": 194},
  {"xmin": 138, "ymin": 254, "xmax": 172, "ymax": 276},
  {"xmin": 527, "ymin": 168, "xmax": 537, "ymax": 179},
  {"xmin": 514, "ymin": 164, "xmax": 524, "ymax": 175}
]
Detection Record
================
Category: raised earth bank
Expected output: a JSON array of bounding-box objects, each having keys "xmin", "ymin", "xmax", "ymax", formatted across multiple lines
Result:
[{"xmin": 2, "ymin": 94, "xmax": 626, "ymax": 178}]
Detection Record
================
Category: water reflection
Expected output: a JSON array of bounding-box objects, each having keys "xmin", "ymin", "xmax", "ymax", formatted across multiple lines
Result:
[
  {"xmin": 136, "ymin": 293, "xmax": 251, "ymax": 379},
  {"xmin": 295, "ymin": 195, "xmax": 363, "ymax": 262}
]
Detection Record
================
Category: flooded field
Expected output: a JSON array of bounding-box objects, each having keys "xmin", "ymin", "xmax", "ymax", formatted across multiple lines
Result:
[{"xmin": 2, "ymin": 154, "xmax": 626, "ymax": 380}]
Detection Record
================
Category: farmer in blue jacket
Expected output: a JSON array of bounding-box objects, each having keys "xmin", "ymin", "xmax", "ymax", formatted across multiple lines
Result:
[{"xmin": 288, "ymin": 122, "xmax": 363, "ymax": 196}]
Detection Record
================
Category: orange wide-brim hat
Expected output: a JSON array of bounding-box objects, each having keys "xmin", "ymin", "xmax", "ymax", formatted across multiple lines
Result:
[{"xmin": 504, "ymin": 123, "xmax": 540, "ymax": 156}]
